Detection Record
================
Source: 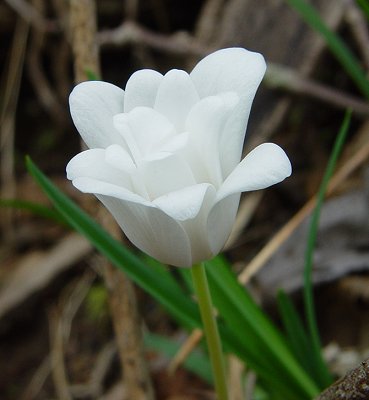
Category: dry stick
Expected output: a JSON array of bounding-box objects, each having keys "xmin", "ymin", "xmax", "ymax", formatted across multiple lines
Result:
[
  {"xmin": 49, "ymin": 307, "xmax": 73, "ymax": 400},
  {"xmin": 69, "ymin": 2, "xmax": 155, "ymax": 399},
  {"xmin": 97, "ymin": 22, "xmax": 369, "ymax": 117},
  {"xmin": 27, "ymin": 0, "xmax": 68, "ymax": 128},
  {"xmin": 239, "ymin": 121, "xmax": 369, "ymax": 285},
  {"xmin": 168, "ymin": 329, "xmax": 203, "ymax": 374},
  {"xmin": 4, "ymin": 0, "xmax": 56, "ymax": 32},
  {"xmin": 69, "ymin": 0, "xmax": 100, "ymax": 82},
  {"xmin": 345, "ymin": 0, "xmax": 369, "ymax": 72},
  {"xmin": 228, "ymin": 355, "xmax": 245, "ymax": 400},
  {"xmin": 49, "ymin": 274, "xmax": 94, "ymax": 400},
  {"xmin": 21, "ymin": 356, "xmax": 51, "ymax": 400},
  {"xmin": 0, "ymin": 18, "xmax": 28, "ymax": 240},
  {"xmin": 265, "ymin": 63, "xmax": 369, "ymax": 118}
]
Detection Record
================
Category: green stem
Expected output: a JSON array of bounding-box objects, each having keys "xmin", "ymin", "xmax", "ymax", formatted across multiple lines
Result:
[{"xmin": 191, "ymin": 262, "xmax": 228, "ymax": 400}]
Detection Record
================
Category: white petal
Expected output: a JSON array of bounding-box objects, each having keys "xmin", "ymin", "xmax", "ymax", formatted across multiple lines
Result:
[
  {"xmin": 154, "ymin": 70, "xmax": 200, "ymax": 131},
  {"xmin": 66, "ymin": 149, "xmax": 132, "ymax": 189},
  {"xmin": 190, "ymin": 48, "xmax": 266, "ymax": 176},
  {"xmin": 124, "ymin": 69, "xmax": 163, "ymax": 112},
  {"xmin": 186, "ymin": 92, "xmax": 239, "ymax": 187},
  {"xmin": 140, "ymin": 153, "xmax": 196, "ymax": 200},
  {"xmin": 114, "ymin": 107, "xmax": 175, "ymax": 159},
  {"xmin": 216, "ymin": 143, "xmax": 292, "ymax": 202},
  {"xmin": 153, "ymin": 183, "xmax": 214, "ymax": 221},
  {"xmin": 72, "ymin": 177, "xmax": 146, "ymax": 205},
  {"xmin": 72, "ymin": 177, "xmax": 193, "ymax": 267},
  {"xmin": 69, "ymin": 81, "xmax": 125, "ymax": 149},
  {"xmin": 159, "ymin": 132, "xmax": 189, "ymax": 153},
  {"xmin": 174, "ymin": 184, "xmax": 217, "ymax": 264},
  {"xmin": 98, "ymin": 194, "xmax": 193, "ymax": 268},
  {"xmin": 105, "ymin": 144, "xmax": 135, "ymax": 173},
  {"xmin": 207, "ymin": 194, "xmax": 240, "ymax": 254}
]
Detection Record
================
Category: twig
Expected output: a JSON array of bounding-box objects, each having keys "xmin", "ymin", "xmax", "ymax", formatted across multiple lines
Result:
[
  {"xmin": 70, "ymin": 341, "xmax": 117, "ymax": 398},
  {"xmin": 48, "ymin": 273, "xmax": 95, "ymax": 400},
  {"xmin": 103, "ymin": 260, "xmax": 155, "ymax": 400},
  {"xmin": 4, "ymin": 0, "xmax": 56, "ymax": 32},
  {"xmin": 345, "ymin": 0, "xmax": 369, "ymax": 71},
  {"xmin": 315, "ymin": 358, "xmax": 369, "ymax": 399},
  {"xmin": 21, "ymin": 356, "xmax": 51, "ymax": 400},
  {"xmin": 124, "ymin": 0, "xmax": 139, "ymax": 21},
  {"xmin": 194, "ymin": 0, "xmax": 226, "ymax": 45},
  {"xmin": 168, "ymin": 329, "xmax": 203, "ymax": 374},
  {"xmin": 49, "ymin": 306, "xmax": 72, "ymax": 400},
  {"xmin": 0, "ymin": 17, "xmax": 29, "ymax": 240},
  {"xmin": 97, "ymin": 21, "xmax": 209, "ymax": 57},
  {"xmin": 69, "ymin": 0, "xmax": 100, "ymax": 82},
  {"xmin": 265, "ymin": 63, "xmax": 369, "ymax": 118},
  {"xmin": 227, "ymin": 355, "xmax": 245, "ymax": 400},
  {"xmin": 98, "ymin": 22, "xmax": 369, "ymax": 117},
  {"xmin": 27, "ymin": 0, "xmax": 69, "ymax": 128}
]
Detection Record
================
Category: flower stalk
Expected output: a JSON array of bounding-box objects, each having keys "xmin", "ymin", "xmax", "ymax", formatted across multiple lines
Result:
[{"xmin": 191, "ymin": 262, "xmax": 228, "ymax": 400}]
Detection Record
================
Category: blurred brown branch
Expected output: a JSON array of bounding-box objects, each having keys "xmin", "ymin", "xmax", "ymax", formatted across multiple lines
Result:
[
  {"xmin": 97, "ymin": 21, "xmax": 369, "ymax": 118},
  {"xmin": 4, "ymin": 0, "xmax": 57, "ymax": 32}
]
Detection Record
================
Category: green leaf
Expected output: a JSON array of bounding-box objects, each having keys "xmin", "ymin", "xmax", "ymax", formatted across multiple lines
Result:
[
  {"xmin": 25, "ymin": 156, "xmax": 201, "ymax": 330},
  {"xmin": 24, "ymin": 157, "xmax": 266, "ymax": 392},
  {"xmin": 26, "ymin": 156, "xmax": 319, "ymax": 399},
  {"xmin": 303, "ymin": 111, "xmax": 351, "ymax": 388},
  {"xmin": 0, "ymin": 198, "xmax": 69, "ymax": 227},
  {"xmin": 285, "ymin": 0, "xmax": 369, "ymax": 99},
  {"xmin": 277, "ymin": 290, "xmax": 317, "ymax": 380},
  {"xmin": 205, "ymin": 256, "xmax": 319, "ymax": 399}
]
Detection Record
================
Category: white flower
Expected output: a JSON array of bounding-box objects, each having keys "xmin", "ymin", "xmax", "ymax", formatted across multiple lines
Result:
[{"xmin": 66, "ymin": 48, "xmax": 292, "ymax": 267}]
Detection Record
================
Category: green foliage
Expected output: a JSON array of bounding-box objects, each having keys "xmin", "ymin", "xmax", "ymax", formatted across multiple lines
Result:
[
  {"xmin": 0, "ymin": 198, "xmax": 70, "ymax": 227},
  {"xmin": 303, "ymin": 110, "xmax": 351, "ymax": 386},
  {"xmin": 276, "ymin": 111, "xmax": 351, "ymax": 393},
  {"xmin": 26, "ymin": 156, "xmax": 319, "ymax": 399}
]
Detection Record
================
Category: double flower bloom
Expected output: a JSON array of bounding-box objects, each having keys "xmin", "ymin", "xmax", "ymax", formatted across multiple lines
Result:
[{"xmin": 67, "ymin": 48, "xmax": 292, "ymax": 267}]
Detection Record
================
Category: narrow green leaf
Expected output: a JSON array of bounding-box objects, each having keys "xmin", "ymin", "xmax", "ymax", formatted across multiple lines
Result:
[
  {"xmin": 285, "ymin": 0, "xmax": 369, "ymax": 99},
  {"xmin": 26, "ymin": 157, "xmax": 298, "ymax": 396},
  {"xmin": 0, "ymin": 198, "xmax": 69, "ymax": 227},
  {"xmin": 277, "ymin": 290, "xmax": 317, "ymax": 380},
  {"xmin": 304, "ymin": 111, "xmax": 351, "ymax": 388},
  {"xmin": 206, "ymin": 256, "xmax": 319, "ymax": 399},
  {"xmin": 25, "ymin": 156, "xmax": 201, "ymax": 330}
]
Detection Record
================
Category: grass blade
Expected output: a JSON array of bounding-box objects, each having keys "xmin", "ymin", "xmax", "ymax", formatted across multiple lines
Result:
[
  {"xmin": 277, "ymin": 290, "xmax": 318, "ymax": 382},
  {"xmin": 285, "ymin": 0, "xmax": 369, "ymax": 99},
  {"xmin": 25, "ymin": 156, "xmax": 201, "ymax": 330},
  {"xmin": 25, "ymin": 157, "xmax": 280, "ymax": 385},
  {"xmin": 304, "ymin": 110, "xmax": 352, "ymax": 388},
  {"xmin": 206, "ymin": 256, "xmax": 319, "ymax": 399},
  {"xmin": 0, "ymin": 198, "xmax": 69, "ymax": 227}
]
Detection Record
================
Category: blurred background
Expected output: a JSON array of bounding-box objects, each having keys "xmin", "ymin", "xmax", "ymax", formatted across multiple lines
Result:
[{"xmin": 0, "ymin": 0, "xmax": 369, "ymax": 399}]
